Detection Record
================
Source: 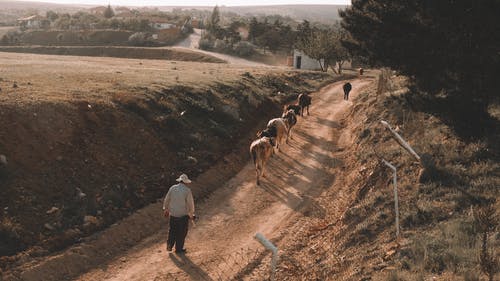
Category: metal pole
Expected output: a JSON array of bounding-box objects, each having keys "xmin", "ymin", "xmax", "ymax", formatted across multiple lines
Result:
[
  {"xmin": 382, "ymin": 159, "xmax": 400, "ymax": 239},
  {"xmin": 254, "ymin": 233, "xmax": 279, "ymax": 281}
]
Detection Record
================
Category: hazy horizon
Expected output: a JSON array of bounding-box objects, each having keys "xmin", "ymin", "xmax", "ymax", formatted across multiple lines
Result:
[{"xmin": 13, "ymin": 0, "xmax": 351, "ymax": 7}]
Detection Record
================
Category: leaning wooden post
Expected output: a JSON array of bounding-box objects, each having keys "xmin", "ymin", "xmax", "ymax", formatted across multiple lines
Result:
[
  {"xmin": 255, "ymin": 233, "xmax": 279, "ymax": 281},
  {"xmin": 382, "ymin": 159, "xmax": 400, "ymax": 239},
  {"xmin": 380, "ymin": 120, "xmax": 421, "ymax": 163}
]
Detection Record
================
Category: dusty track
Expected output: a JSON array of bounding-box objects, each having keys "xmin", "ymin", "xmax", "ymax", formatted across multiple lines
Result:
[
  {"xmin": 67, "ymin": 78, "xmax": 373, "ymax": 281},
  {"xmin": 172, "ymin": 29, "xmax": 269, "ymax": 67}
]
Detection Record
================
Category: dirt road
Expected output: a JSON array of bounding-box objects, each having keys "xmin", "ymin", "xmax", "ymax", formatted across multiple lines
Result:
[
  {"xmin": 67, "ymin": 78, "xmax": 372, "ymax": 281},
  {"xmin": 173, "ymin": 28, "xmax": 269, "ymax": 67},
  {"xmin": 175, "ymin": 28, "xmax": 202, "ymax": 49}
]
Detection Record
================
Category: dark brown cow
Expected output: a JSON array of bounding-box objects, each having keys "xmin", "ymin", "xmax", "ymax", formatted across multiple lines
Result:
[
  {"xmin": 283, "ymin": 104, "xmax": 301, "ymax": 116},
  {"xmin": 298, "ymin": 93, "xmax": 312, "ymax": 116},
  {"xmin": 249, "ymin": 136, "xmax": 274, "ymax": 185},
  {"xmin": 343, "ymin": 82, "xmax": 352, "ymax": 101}
]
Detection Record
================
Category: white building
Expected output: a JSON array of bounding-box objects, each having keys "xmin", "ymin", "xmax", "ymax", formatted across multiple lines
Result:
[
  {"xmin": 17, "ymin": 15, "xmax": 48, "ymax": 29},
  {"xmin": 150, "ymin": 22, "xmax": 175, "ymax": 30},
  {"xmin": 293, "ymin": 49, "xmax": 323, "ymax": 70}
]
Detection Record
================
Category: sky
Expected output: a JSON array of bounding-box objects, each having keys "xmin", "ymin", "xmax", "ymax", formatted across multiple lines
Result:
[{"xmin": 16, "ymin": 0, "xmax": 351, "ymax": 7}]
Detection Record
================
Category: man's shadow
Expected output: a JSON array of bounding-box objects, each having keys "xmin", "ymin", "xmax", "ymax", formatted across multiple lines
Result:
[{"xmin": 168, "ymin": 252, "xmax": 213, "ymax": 281}]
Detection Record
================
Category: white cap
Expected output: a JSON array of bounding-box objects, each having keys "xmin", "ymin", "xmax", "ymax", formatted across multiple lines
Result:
[{"xmin": 176, "ymin": 173, "xmax": 192, "ymax": 183}]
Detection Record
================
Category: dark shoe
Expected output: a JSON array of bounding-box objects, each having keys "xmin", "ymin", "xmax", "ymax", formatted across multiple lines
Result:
[
  {"xmin": 175, "ymin": 249, "xmax": 187, "ymax": 254},
  {"xmin": 167, "ymin": 245, "xmax": 173, "ymax": 251}
]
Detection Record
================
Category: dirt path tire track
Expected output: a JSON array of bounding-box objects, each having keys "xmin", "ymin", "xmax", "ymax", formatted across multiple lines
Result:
[{"xmin": 73, "ymin": 78, "xmax": 374, "ymax": 281}]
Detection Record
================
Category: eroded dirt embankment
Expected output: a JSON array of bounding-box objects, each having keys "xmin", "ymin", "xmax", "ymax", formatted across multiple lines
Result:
[{"xmin": 0, "ymin": 70, "xmax": 342, "ymax": 275}]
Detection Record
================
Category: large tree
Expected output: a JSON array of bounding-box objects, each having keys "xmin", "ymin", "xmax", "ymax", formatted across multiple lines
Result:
[
  {"xmin": 206, "ymin": 5, "xmax": 221, "ymax": 38},
  {"xmin": 340, "ymin": 0, "xmax": 500, "ymax": 117},
  {"xmin": 295, "ymin": 24, "xmax": 350, "ymax": 73}
]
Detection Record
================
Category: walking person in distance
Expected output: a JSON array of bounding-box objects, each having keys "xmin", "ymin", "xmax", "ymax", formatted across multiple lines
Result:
[{"xmin": 163, "ymin": 173, "xmax": 195, "ymax": 254}]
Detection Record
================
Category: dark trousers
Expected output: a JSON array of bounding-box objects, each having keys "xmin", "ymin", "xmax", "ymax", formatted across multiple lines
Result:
[{"xmin": 167, "ymin": 215, "xmax": 189, "ymax": 251}]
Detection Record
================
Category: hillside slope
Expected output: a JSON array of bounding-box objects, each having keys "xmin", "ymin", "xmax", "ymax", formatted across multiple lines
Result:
[{"xmin": 262, "ymin": 73, "xmax": 500, "ymax": 280}]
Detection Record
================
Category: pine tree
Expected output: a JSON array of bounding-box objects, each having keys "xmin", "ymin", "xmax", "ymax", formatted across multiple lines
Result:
[
  {"xmin": 340, "ymin": 0, "xmax": 500, "ymax": 118},
  {"xmin": 103, "ymin": 4, "xmax": 114, "ymax": 19}
]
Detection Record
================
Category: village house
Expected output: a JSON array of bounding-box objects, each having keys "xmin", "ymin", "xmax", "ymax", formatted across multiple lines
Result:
[
  {"xmin": 190, "ymin": 17, "xmax": 201, "ymax": 29},
  {"xmin": 291, "ymin": 49, "xmax": 353, "ymax": 71},
  {"xmin": 17, "ymin": 15, "xmax": 49, "ymax": 30},
  {"xmin": 149, "ymin": 18, "xmax": 181, "ymax": 42},
  {"xmin": 237, "ymin": 27, "xmax": 249, "ymax": 40},
  {"xmin": 150, "ymin": 19, "xmax": 176, "ymax": 30},
  {"xmin": 292, "ymin": 49, "xmax": 323, "ymax": 70}
]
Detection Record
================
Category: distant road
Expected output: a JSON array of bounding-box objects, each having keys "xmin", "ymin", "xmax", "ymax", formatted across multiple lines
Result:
[
  {"xmin": 172, "ymin": 28, "xmax": 270, "ymax": 67},
  {"xmin": 175, "ymin": 28, "xmax": 202, "ymax": 49}
]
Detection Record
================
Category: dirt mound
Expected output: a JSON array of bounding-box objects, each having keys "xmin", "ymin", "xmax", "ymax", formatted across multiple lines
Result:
[{"xmin": 0, "ymin": 46, "xmax": 225, "ymax": 63}]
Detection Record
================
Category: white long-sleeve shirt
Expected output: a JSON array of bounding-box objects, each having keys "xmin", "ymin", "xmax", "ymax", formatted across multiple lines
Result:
[{"xmin": 162, "ymin": 183, "xmax": 195, "ymax": 218}]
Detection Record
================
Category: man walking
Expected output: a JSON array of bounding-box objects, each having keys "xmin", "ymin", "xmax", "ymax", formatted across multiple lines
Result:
[
  {"xmin": 163, "ymin": 173, "xmax": 195, "ymax": 254},
  {"xmin": 343, "ymin": 82, "xmax": 352, "ymax": 100}
]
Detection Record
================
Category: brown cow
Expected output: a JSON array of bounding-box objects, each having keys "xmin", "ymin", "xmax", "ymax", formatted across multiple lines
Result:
[
  {"xmin": 250, "ymin": 136, "xmax": 274, "ymax": 185},
  {"xmin": 257, "ymin": 125, "xmax": 277, "ymax": 156},
  {"xmin": 266, "ymin": 118, "xmax": 288, "ymax": 152},
  {"xmin": 281, "ymin": 109, "xmax": 297, "ymax": 143},
  {"xmin": 298, "ymin": 93, "xmax": 312, "ymax": 116}
]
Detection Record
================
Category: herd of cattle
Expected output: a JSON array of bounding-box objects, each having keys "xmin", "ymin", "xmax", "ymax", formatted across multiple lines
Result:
[{"xmin": 249, "ymin": 93, "xmax": 312, "ymax": 185}]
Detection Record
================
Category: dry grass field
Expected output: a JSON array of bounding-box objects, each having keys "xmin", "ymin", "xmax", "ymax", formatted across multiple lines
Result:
[{"xmin": 0, "ymin": 51, "xmax": 264, "ymax": 105}]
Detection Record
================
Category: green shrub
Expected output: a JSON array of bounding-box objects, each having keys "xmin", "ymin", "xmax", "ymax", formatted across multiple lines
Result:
[
  {"xmin": 198, "ymin": 38, "xmax": 213, "ymax": 50},
  {"xmin": 233, "ymin": 41, "xmax": 255, "ymax": 57},
  {"xmin": 213, "ymin": 39, "xmax": 230, "ymax": 52}
]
